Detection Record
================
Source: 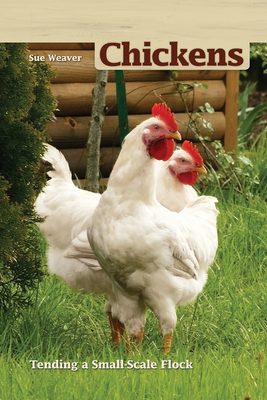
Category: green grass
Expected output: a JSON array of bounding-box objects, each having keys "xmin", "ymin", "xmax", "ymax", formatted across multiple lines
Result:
[{"xmin": 1, "ymin": 142, "xmax": 267, "ymax": 399}]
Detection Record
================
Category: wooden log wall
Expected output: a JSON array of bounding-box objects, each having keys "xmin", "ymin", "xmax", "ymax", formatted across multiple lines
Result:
[{"xmin": 28, "ymin": 43, "xmax": 239, "ymax": 179}]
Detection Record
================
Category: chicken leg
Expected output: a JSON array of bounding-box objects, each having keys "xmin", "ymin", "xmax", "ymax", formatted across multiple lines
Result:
[
  {"xmin": 107, "ymin": 312, "xmax": 125, "ymax": 344},
  {"xmin": 163, "ymin": 332, "xmax": 173, "ymax": 354},
  {"xmin": 125, "ymin": 328, "xmax": 144, "ymax": 352}
]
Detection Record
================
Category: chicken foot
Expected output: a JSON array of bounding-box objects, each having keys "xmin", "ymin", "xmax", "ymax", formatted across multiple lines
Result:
[{"xmin": 125, "ymin": 328, "xmax": 144, "ymax": 352}]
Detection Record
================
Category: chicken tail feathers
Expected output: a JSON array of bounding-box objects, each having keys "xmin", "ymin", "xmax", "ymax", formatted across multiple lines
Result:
[{"xmin": 42, "ymin": 143, "xmax": 72, "ymax": 183}]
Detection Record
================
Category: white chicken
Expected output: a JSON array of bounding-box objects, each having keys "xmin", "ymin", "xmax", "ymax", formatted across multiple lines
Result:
[
  {"xmin": 156, "ymin": 140, "xmax": 203, "ymax": 212},
  {"xmin": 36, "ymin": 105, "xmax": 217, "ymax": 352},
  {"xmin": 35, "ymin": 136, "xmax": 208, "ymax": 347},
  {"xmin": 35, "ymin": 144, "xmax": 126, "ymax": 344},
  {"xmin": 88, "ymin": 103, "xmax": 219, "ymax": 353}
]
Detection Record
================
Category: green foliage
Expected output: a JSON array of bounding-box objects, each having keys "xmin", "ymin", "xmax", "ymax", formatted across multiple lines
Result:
[
  {"xmin": 238, "ymin": 82, "xmax": 257, "ymax": 126},
  {"xmin": 250, "ymin": 42, "xmax": 267, "ymax": 73},
  {"xmin": 195, "ymin": 140, "xmax": 262, "ymax": 199},
  {"xmin": 171, "ymin": 79, "xmax": 215, "ymax": 141},
  {"xmin": 240, "ymin": 43, "xmax": 267, "ymax": 82},
  {"xmin": 238, "ymin": 82, "xmax": 267, "ymax": 147},
  {"xmin": 243, "ymin": 131, "xmax": 267, "ymax": 199},
  {"xmin": 172, "ymin": 77, "xmax": 267, "ymax": 200},
  {"xmin": 238, "ymin": 101, "xmax": 267, "ymax": 146},
  {"xmin": 0, "ymin": 43, "xmax": 56, "ymax": 311},
  {"xmin": 195, "ymin": 125, "xmax": 267, "ymax": 200}
]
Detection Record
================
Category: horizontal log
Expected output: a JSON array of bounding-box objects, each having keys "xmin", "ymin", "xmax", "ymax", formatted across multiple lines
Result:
[
  {"xmin": 177, "ymin": 112, "xmax": 225, "ymax": 142},
  {"xmin": 61, "ymin": 147, "xmax": 121, "ymax": 179},
  {"xmin": 48, "ymin": 112, "xmax": 225, "ymax": 148},
  {"xmin": 27, "ymin": 50, "xmax": 226, "ymax": 82},
  {"xmin": 27, "ymin": 43, "xmax": 94, "ymax": 50},
  {"xmin": 60, "ymin": 142, "xmax": 217, "ymax": 179},
  {"xmin": 52, "ymin": 80, "xmax": 226, "ymax": 117},
  {"xmin": 48, "ymin": 116, "xmax": 120, "ymax": 148},
  {"xmin": 73, "ymin": 178, "xmax": 108, "ymax": 191},
  {"xmin": 122, "ymin": 70, "xmax": 226, "ymax": 82}
]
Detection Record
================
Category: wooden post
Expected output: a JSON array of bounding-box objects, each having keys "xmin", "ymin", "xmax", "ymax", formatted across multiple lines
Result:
[{"xmin": 223, "ymin": 70, "xmax": 239, "ymax": 154}]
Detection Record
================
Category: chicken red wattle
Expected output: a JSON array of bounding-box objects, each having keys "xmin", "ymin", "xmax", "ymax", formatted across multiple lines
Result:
[{"xmin": 150, "ymin": 138, "xmax": 176, "ymax": 161}]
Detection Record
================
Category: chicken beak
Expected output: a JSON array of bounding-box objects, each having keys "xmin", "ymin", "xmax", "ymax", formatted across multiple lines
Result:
[
  {"xmin": 193, "ymin": 165, "xmax": 207, "ymax": 174},
  {"xmin": 167, "ymin": 131, "xmax": 182, "ymax": 141}
]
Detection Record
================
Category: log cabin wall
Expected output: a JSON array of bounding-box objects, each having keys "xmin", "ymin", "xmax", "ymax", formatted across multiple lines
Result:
[{"xmin": 27, "ymin": 43, "xmax": 239, "ymax": 180}]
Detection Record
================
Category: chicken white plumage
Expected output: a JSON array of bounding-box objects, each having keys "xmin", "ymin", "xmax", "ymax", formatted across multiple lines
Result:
[
  {"xmin": 35, "ymin": 135, "xmax": 210, "ymax": 347},
  {"xmin": 35, "ymin": 145, "xmax": 128, "ymax": 342},
  {"xmin": 35, "ymin": 144, "xmax": 102, "ymax": 291},
  {"xmin": 88, "ymin": 103, "xmax": 219, "ymax": 353}
]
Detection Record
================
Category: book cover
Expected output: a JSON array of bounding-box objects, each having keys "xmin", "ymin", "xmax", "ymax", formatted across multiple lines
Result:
[{"xmin": 1, "ymin": 2, "xmax": 267, "ymax": 399}]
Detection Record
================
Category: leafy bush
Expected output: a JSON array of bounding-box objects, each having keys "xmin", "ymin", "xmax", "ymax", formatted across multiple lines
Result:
[
  {"xmin": 194, "ymin": 139, "xmax": 263, "ymax": 199},
  {"xmin": 171, "ymin": 77, "xmax": 267, "ymax": 200},
  {"xmin": 0, "ymin": 43, "xmax": 56, "ymax": 311},
  {"xmin": 250, "ymin": 43, "xmax": 267, "ymax": 73},
  {"xmin": 238, "ymin": 82, "xmax": 267, "ymax": 147}
]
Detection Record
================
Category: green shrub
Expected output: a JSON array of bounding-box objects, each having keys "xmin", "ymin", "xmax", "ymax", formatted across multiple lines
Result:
[{"xmin": 0, "ymin": 43, "xmax": 56, "ymax": 311}]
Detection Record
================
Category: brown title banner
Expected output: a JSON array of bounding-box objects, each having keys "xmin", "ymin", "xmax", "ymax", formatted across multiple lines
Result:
[{"xmin": 95, "ymin": 41, "xmax": 250, "ymax": 70}]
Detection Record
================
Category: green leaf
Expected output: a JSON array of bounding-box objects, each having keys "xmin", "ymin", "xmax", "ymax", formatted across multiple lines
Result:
[
  {"xmin": 202, "ymin": 118, "xmax": 214, "ymax": 132},
  {"xmin": 238, "ymin": 102, "xmax": 267, "ymax": 144},
  {"xmin": 204, "ymin": 102, "xmax": 215, "ymax": 114},
  {"xmin": 238, "ymin": 155, "xmax": 253, "ymax": 167},
  {"xmin": 238, "ymin": 82, "xmax": 257, "ymax": 126},
  {"xmin": 225, "ymin": 154, "xmax": 234, "ymax": 164},
  {"xmin": 193, "ymin": 82, "xmax": 208, "ymax": 89}
]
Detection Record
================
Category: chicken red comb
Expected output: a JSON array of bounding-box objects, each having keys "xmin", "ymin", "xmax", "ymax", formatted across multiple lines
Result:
[
  {"xmin": 181, "ymin": 141, "xmax": 203, "ymax": 166},
  {"xmin": 151, "ymin": 103, "xmax": 178, "ymax": 132}
]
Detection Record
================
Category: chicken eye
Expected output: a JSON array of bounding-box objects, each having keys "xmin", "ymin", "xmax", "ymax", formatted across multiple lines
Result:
[{"xmin": 154, "ymin": 125, "xmax": 159, "ymax": 130}]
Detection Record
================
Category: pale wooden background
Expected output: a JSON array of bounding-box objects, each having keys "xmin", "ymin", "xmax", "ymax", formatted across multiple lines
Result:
[{"xmin": 1, "ymin": 0, "xmax": 267, "ymax": 43}]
